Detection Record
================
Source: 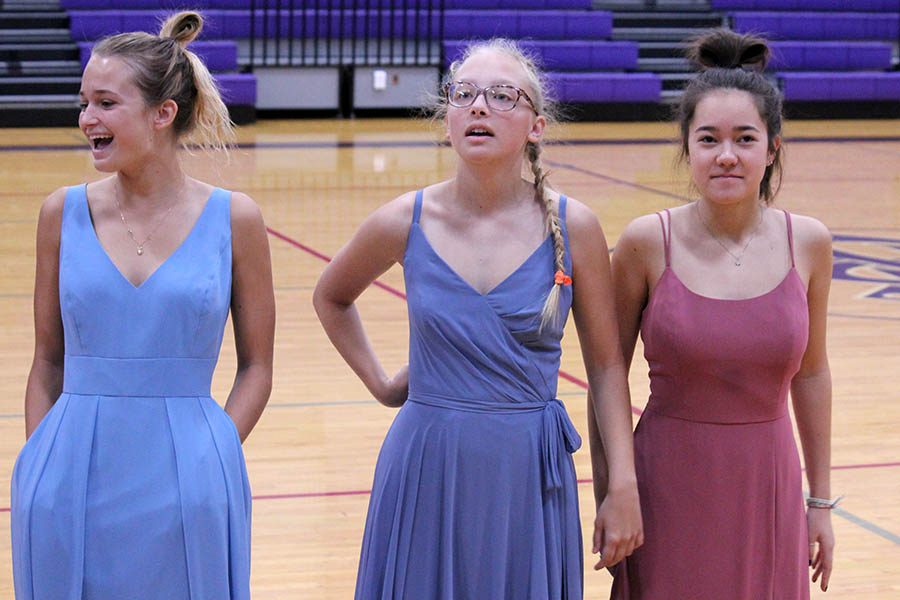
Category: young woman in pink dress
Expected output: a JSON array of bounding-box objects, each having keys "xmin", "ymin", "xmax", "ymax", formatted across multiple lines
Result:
[{"xmin": 598, "ymin": 29, "xmax": 837, "ymax": 599}]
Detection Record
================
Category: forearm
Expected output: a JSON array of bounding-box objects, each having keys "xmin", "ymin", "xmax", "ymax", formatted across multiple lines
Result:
[
  {"xmin": 224, "ymin": 361, "xmax": 272, "ymax": 442},
  {"xmin": 587, "ymin": 394, "xmax": 610, "ymax": 507},
  {"xmin": 791, "ymin": 367, "xmax": 832, "ymax": 498},
  {"xmin": 315, "ymin": 297, "xmax": 389, "ymax": 398},
  {"xmin": 590, "ymin": 362, "xmax": 637, "ymax": 490},
  {"xmin": 24, "ymin": 358, "xmax": 63, "ymax": 438}
]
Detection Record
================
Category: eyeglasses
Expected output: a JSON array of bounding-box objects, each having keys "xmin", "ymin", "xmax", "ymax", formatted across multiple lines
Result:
[{"xmin": 444, "ymin": 81, "xmax": 537, "ymax": 113}]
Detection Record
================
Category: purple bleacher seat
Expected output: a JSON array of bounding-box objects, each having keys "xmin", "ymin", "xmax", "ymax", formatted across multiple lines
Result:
[
  {"xmin": 731, "ymin": 12, "xmax": 899, "ymax": 40},
  {"xmin": 443, "ymin": 40, "xmax": 638, "ymax": 70},
  {"xmin": 443, "ymin": 0, "xmax": 592, "ymax": 7},
  {"xmin": 77, "ymin": 40, "xmax": 239, "ymax": 72},
  {"xmin": 547, "ymin": 72, "xmax": 661, "ymax": 103},
  {"xmin": 442, "ymin": 10, "xmax": 612, "ymax": 40},
  {"xmin": 69, "ymin": 10, "xmax": 445, "ymax": 41},
  {"xmin": 769, "ymin": 41, "xmax": 892, "ymax": 70},
  {"xmin": 215, "ymin": 73, "xmax": 256, "ymax": 105},
  {"xmin": 713, "ymin": 0, "xmax": 898, "ymax": 10},
  {"xmin": 779, "ymin": 72, "xmax": 900, "ymax": 101},
  {"xmin": 63, "ymin": 0, "xmax": 591, "ymax": 7},
  {"xmin": 69, "ymin": 9, "xmax": 612, "ymax": 41},
  {"xmin": 61, "ymin": 0, "xmax": 250, "ymax": 7}
]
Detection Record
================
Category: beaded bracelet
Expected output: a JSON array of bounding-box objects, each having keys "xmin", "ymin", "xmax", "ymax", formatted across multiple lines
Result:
[{"xmin": 806, "ymin": 495, "xmax": 844, "ymax": 509}]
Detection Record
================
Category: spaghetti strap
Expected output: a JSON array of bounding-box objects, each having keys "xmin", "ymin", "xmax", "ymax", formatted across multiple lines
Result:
[
  {"xmin": 412, "ymin": 189, "xmax": 424, "ymax": 225},
  {"xmin": 783, "ymin": 210, "xmax": 796, "ymax": 268},
  {"xmin": 656, "ymin": 209, "xmax": 672, "ymax": 267}
]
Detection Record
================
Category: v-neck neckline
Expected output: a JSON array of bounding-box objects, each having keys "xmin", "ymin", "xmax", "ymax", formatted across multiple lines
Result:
[
  {"xmin": 414, "ymin": 223, "xmax": 551, "ymax": 297},
  {"xmin": 83, "ymin": 184, "xmax": 217, "ymax": 290}
]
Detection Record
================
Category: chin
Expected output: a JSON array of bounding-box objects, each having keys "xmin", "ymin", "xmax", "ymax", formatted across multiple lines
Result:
[{"xmin": 91, "ymin": 159, "xmax": 118, "ymax": 173}]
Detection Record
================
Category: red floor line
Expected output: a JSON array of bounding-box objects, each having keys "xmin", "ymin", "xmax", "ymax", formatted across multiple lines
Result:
[
  {"xmin": 265, "ymin": 225, "xmax": 638, "ymax": 412},
  {"xmin": 266, "ymin": 226, "xmax": 406, "ymax": 300}
]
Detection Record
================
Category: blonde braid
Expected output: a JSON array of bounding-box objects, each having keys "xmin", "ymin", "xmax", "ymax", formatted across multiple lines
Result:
[{"xmin": 529, "ymin": 141, "xmax": 568, "ymax": 332}]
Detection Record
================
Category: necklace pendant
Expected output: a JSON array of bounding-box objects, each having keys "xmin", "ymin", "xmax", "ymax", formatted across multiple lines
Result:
[
  {"xmin": 137, "ymin": 246, "xmax": 144, "ymax": 256},
  {"xmin": 734, "ymin": 259, "xmax": 741, "ymax": 267}
]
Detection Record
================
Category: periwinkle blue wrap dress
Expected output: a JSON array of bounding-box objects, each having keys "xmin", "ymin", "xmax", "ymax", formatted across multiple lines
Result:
[
  {"xmin": 355, "ymin": 190, "xmax": 583, "ymax": 599},
  {"xmin": 11, "ymin": 184, "xmax": 251, "ymax": 599}
]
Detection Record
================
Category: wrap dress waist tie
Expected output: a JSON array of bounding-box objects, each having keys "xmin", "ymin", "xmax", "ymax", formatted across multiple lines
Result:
[{"xmin": 408, "ymin": 392, "xmax": 582, "ymax": 491}]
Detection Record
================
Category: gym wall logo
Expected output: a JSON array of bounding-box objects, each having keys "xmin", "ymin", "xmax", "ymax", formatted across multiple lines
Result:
[{"xmin": 832, "ymin": 234, "xmax": 900, "ymax": 301}]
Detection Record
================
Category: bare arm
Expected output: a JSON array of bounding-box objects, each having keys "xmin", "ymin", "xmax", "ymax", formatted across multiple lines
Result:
[
  {"xmin": 312, "ymin": 192, "xmax": 414, "ymax": 407},
  {"xmin": 224, "ymin": 192, "xmax": 275, "ymax": 442},
  {"xmin": 568, "ymin": 199, "xmax": 643, "ymax": 569},
  {"xmin": 24, "ymin": 189, "xmax": 67, "ymax": 438},
  {"xmin": 586, "ymin": 215, "xmax": 657, "ymax": 500},
  {"xmin": 790, "ymin": 217, "xmax": 834, "ymax": 591}
]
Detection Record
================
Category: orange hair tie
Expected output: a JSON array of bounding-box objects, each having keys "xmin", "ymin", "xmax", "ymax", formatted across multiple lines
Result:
[{"xmin": 554, "ymin": 270, "xmax": 572, "ymax": 286}]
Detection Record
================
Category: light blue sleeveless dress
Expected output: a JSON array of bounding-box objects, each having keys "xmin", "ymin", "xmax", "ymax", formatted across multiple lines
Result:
[
  {"xmin": 355, "ymin": 190, "xmax": 583, "ymax": 599},
  {"xmin": 11, "ymin": 184, "xmax": 251, "ymax": 599}
]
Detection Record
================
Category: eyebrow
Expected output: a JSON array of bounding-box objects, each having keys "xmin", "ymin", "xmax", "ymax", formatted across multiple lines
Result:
[
  {"xmin": 694, "ymin": 125, "xmax": 761, "ymax": 133},
  {"xmin": 78, "ymin": 88, "xmax": 117, "ymax": 96},
  {"xmin": 455, "ymin": 79, "xmax": 518, "ymax": 87}
]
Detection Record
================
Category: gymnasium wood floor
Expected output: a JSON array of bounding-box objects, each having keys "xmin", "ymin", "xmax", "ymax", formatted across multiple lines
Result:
[{"xmin": 0, "ymin": 117, "xmax": 897, "ymax": 598}]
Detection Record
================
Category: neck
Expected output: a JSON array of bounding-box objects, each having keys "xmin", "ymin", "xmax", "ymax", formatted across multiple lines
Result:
[
  {"xmin": 453, "ymin": 157, "xmax": 531, "ymax": 212},
  {"xmin": 116, "ymin": 152, "xmax": 186, "ymax": 208},
  {"xmin": 696, "ymin": 197, "xmax": 763, "ymax": 241}
]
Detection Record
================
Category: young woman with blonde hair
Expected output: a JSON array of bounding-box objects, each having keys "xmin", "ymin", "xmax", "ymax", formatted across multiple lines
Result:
[
  {"xmin": 315, "ymin": 39, "xmax": 642, "ymax": 599},
  {"xmin": 11, "ymin": 11, "xmax": 274, "ymax": 599}
]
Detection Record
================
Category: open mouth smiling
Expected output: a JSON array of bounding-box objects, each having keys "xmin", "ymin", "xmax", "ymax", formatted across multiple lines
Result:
[{"xmin": 89, "ymin": 135, "xmax": 113, "ymax": 150}]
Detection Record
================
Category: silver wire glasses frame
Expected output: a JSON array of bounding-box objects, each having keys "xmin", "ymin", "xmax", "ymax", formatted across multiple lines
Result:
[{"xmin": 444, "ymin": 82, "xmax": 538, "ymax": 113}]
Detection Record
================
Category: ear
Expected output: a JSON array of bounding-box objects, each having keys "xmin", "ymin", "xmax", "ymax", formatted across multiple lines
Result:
[
  {"xmin": 768, "ymin": 134, "xmax": 782, "ymax": 165},
  {"xmin": 526, "ymin": 114, "xmax": 546, "ymax": 144},
  {"xmin": 152, "ymin": 99, "xmax": 179, "ymax": 130}
]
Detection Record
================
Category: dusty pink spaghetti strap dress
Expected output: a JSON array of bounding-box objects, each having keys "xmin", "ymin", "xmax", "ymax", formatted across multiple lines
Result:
[{"xmin": 611, "ymin": 209, "xmax": 810, "ymax": 600}]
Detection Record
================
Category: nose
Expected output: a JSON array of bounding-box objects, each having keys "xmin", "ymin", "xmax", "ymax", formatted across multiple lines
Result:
[
  {"xmin": 79, "ymin": 103, "xmax": 97, "ymax": 126},
  {"xmin": 469, "ymin": 91, "xmax": 490, "ymax": 115},
  {"xmin": 716, "ymin": 143, "xmax": 737, "ymax": 167}
]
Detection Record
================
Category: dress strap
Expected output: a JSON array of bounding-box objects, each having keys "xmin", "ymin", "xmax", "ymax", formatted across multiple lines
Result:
[
  {"xmin": 656, "ymin": 209, "xmax": 672, "ymax": 267},
  {"xmin": 782, "ymin": 209, "xmax": 796, "ymax": 268},
  {"xmin": 557, "ymin": 195, "xmax": 572, "ymax": 273},
  {"xmin": 412, "ymin": 189, "xmax": 424, "ymax": 225}
]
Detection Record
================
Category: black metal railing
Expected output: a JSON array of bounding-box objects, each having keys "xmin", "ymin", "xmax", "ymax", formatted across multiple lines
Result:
[{"xmin": 248, "ymin": 0, "xmax": 445, "ymax": 68}]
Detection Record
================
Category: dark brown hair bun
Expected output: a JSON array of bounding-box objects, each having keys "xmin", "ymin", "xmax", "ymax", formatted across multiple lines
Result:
[{"xmin": 687, "ymin": 28, "xmax": 769, "ymax": 73}]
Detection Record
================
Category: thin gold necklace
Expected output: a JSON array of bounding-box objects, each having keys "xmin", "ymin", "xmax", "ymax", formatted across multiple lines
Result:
[
  {"xmin": 695, "ymin": 202, "xmax": 764, "ymax": 267},
  {"xmin": 113, "ymin": 181, "xmax": 177, "ymax": 256}
]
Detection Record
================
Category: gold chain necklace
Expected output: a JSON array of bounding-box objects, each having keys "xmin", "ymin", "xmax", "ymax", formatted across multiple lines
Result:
[
  {"xmin": 695, "ymin": 202, "xmax": 763, "ymax": 267},
  {"xmin": 113, "ymin": 182, "xmax": 177, "ymax": 256}
]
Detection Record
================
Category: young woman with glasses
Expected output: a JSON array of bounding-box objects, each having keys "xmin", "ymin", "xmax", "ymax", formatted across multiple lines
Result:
[{"xmin": 314, "ymin": 39, "xmax": 642, "ymax": 599}]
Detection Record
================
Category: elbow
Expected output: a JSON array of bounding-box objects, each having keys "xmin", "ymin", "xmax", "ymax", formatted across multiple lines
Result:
[
  {"xmin": 312, "ymin": 280, "xmax": 352, "ymax": 325},
  {"xmin": 311, "ymin": 280, "xmax": 333, "ymax": 321},
  {"xmin": 238, "ymin": 361, "xmax": 273, "ymax": 400}
]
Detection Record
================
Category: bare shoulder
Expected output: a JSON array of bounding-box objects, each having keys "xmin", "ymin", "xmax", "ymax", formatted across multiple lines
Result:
[
  {"xmin": 615, "ymin": 213, "xmax": 666, "ymax": 256},
  {"xmin": 229, "ymin": 190, "xmax": 265, "ymax": 228},
  {"xmin": 788, "ymin": 212, "xmax": 831, "ymax": 241},
  {"xmin": 787, "ymin": 212, "xmax": 832, "ymax": 258},
  {"xmin": 367, "ymin": 188, "xmax": 417, "ymax": 235},
  {"xmin": 36, "ymin": 186, "xmax": 71, "ymax": 245},
  {"xmin": 561, "ymin": 195, "xmax": 602, "ymax": 237},
  {"xmin": 39, "ymin": 186, "xmax": 68, "ymax": 221}
]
